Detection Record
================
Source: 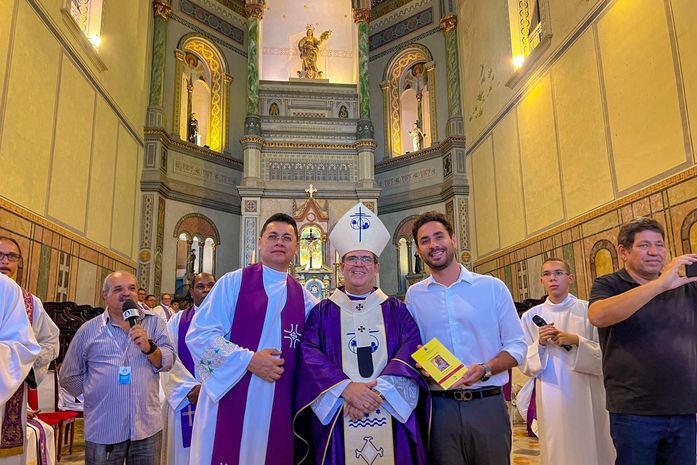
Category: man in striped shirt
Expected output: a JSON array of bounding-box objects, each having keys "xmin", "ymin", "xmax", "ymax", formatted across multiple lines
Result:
[{"xmin": 60, "ymin": 271, "xmax": 175, "ymax": 465}]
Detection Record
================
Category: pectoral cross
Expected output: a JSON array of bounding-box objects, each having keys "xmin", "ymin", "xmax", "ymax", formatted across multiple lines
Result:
[{"xmin": 183, "ymin": 404, "xmax": 195, "ymax": 427}]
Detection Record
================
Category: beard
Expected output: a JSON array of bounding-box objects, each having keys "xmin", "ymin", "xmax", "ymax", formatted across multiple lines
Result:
[{"xmin": 421, "ymin": 245, "xmax": 454, "ymax": 271}]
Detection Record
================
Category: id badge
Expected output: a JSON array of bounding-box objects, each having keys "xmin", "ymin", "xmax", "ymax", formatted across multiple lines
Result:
[{"xmin": 118, "ymin": 366, "xmax": 131, "ymax": 384}]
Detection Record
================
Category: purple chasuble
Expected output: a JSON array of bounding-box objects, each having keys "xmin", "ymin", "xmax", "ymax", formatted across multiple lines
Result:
[
  {"xmin": 0, "ymin": 289, "xmax": 34, "ymax": 457},
  {"xmin": 178, "ymin": 306, "xmax": 197, "ymax": 448},
  {"xmin": 212, "ymin": 263, "xmax": 306, "ymax": 465},
  {"xmin": 294, "ymin": 294, "xmax": 430, "ymax": 465}
]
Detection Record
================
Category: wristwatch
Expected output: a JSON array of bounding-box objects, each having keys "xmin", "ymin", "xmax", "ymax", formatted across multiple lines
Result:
[
  {"xmin": 142, "ymin": 339, "xmax": 157, "ymax": 355},
  {"xmin": 479, "ymin": 363, "xmax": 492, "ymax": 382}
]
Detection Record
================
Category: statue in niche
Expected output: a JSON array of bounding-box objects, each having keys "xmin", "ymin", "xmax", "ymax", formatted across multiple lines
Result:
[
  {"xmin": 338, "ymin": 105, "xmax": 348, "ymax": 118},
  {"xmin": 414, "ymin": 252, "xmax": 422, "ymax": 274},
  {"xmin": 269, "ymin": 102, "xmax": 279, "ymax": 116},
  {"xmin": 187, "ymin": 249, "xmax": 197, "ymax": 275},
  {"xmin": 408, "ymin": 122, "xmax": 425, "ymax": 151},
  {"xmin": 187, "ymin": 113, "xmax": 199, "ymax": 145},
  {"xmin": 297, "ymin": 24, "xmax": 332, "ymax": 79}
]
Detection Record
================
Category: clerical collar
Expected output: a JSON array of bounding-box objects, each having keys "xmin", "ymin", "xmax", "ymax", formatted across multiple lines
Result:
[{"xmin": 343, "ymin": 287, "xmax": 377, "ymax": 300}]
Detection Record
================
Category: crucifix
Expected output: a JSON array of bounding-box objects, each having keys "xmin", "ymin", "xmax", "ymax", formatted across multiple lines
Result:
[
  {"xmin": 303, "ymin": 228, "xmax": 320, "ymax": 269},
  {"xmin": 305, "ymin": 184, "xmax": 317, "ymax": 199}
]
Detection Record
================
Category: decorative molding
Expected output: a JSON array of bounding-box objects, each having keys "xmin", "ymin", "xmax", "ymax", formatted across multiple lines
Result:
[
  {"xmin": 173, "ymin": 213, "xmax": 221, "ymax": 244},
  {"xmin": 369, "ymin": 8, "xmax": 433, "ymax": 51},
  {"xmin": 153, "ymin": 0, "xmax": 173, "ymax": 20},
  {"xmin": 59, "ymin": 7, "xmax": 107, "ymax": 72},
  {"xmin": 369, "ymin": 26, "xmax": 440, "ymax": 62},
  {"xmin": 180, "ymin": 0, "xmax": 244, "ymax": 45},
  {"xmin": 375, "ymin": 136, "xmax": 465, "ymax": 172},
  {"xmin": 371, "ymin": 0, "xmax": 415, "ymax": 20},
  {"xmin": 439, "ymin": 14, "xmax": 457, "ymax": 32},
  {"xmin": 245, "ymin": 3, "xmax": 265, "ymax": 20},
  {"xmin": 474, "ymin": 165, "xmax": 697, "ymax": 266},
  {"xmin": 369, "ymin": 0, "xmax": 430, "ymax": 32},
  {"xmin": 171, "ymin": 14, "xmax": 247, "ymax": 58},
  {"xmin": 143, "ymin": 128, "xmax": 243, "ymax": 170},
  {"xmin": 0, "ymin": 196, "xmax": 136, "ymax": 267},
  {"xmin": 353, "ymin": 8, "xmax": 371, "ymax": 23},
  {"xmin": 193, "ymin": 0, "xmax": 247, "ymax": 24}
]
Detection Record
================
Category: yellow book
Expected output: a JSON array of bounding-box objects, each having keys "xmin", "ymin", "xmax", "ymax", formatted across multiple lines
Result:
[{"xmin": 411, "ymin": 338, "xmax": 467, "ymax": 389}]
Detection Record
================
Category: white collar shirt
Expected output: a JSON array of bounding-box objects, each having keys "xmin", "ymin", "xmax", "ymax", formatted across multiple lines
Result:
[{"xmin": 405, "ymin": 264, "xmax": 526, "ymax": 388}]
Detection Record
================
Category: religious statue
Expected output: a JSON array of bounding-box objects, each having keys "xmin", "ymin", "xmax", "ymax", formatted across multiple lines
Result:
[
  {"xmin": 414, "ymin": 252, "xmax": 422, "ymax": 274},
  {"xmin": 297, "ymin": 24, "xmax": 332, "ymax": 79},
  {"xmin": 408, "ymin": 122, "xmax": 425, "ymax": 151},
  {"xmin": 187, "ymin": 249, "xmax": 197, "ymax": 275},
  {"xmin": 188, "ymin": 113, "xmax": 199, "ymax": 145},
  {"xmin": 338, "ymin": 105, "xmax": 348, "ymax": 118}
]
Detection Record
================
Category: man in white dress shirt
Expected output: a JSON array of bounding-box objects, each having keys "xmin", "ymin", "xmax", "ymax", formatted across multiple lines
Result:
[
  {"xmin": 405, "ymin": 212, "xmax": 526, "ymax": 465},
  {"xmin": 520, "ymin": 257, "xmax": 615, "ymax": 465}
]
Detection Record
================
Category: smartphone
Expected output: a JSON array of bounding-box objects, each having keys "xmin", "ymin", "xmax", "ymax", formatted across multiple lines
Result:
[{"xmin": 687, "ymin": 262, "xmax": 697, "ymax": 278}]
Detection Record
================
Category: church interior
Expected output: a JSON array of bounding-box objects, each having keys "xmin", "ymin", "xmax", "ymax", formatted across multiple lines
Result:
[{"xmin": 1, "ymin": 0, "xmax": 696, "ymax": 462}]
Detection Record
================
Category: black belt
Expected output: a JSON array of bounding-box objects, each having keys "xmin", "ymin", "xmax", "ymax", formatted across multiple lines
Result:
[{"xmin": 431, "ymin": 386, "xmax": 502, "ymax": 401}]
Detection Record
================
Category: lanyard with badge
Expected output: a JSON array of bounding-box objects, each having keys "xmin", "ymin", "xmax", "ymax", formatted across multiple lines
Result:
[{"xmin": 105, "ymin": 320, "xmax": 133, "ymax": 385}]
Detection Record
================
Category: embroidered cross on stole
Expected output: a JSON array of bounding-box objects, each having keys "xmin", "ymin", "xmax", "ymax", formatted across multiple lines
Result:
[{"xmin": 330, "ymin": 289, "xmax": 395, "ymax": 465}]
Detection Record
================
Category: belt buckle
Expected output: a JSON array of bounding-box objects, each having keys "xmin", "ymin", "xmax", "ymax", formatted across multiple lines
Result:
[{"xmin": 453, "ymin": 390, "xmax": 473, "ymax": 401}]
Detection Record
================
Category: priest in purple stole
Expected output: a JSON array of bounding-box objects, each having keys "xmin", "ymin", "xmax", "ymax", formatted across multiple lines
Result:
[
  {"xmin": 186, "ymin": 214, "xmax": 318, "ymax": 465},
  {"xmin": 0, "ymin": 274, "xmax": 40, "ymax": 462},
  {"xmin": 294, "ymin": 203, "xmax": 430, "ymax": 465},
  {"xmin": 161, "ymin": 272, "xmax": 216, "ymax": 465}
]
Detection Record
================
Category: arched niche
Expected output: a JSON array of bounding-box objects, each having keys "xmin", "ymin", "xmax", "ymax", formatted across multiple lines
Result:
[
  {"xmin": 382, "ymin": 44, "xmax": 437, "ymax": 157},
  {"xmin": 589, "ymin": 239, "xmax": 618, "ymax": 281},
  {"xmin": 173, "ymin": 213, "xmax": 221, "ymax": 293},
  {"xmin": 173, "ymin": 35, "xmax": 232, "ymax": 153}
]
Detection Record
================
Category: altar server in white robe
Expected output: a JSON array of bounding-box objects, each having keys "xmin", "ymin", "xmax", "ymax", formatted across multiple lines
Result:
[
  {"xmin": 161, "ymin": 272, "xmax": 215, "ymax": 465},
  {"xmin": 186, "ymin": 213, "xmax": 318, "ymax": 465},
  {"xmin": 1, "ymin": 238, "xmax": 58, "ymax": 465},
  {"xmin": 520, "ymin": 257, "xmax": 615, "ymax": 465},
  {"xmin": 0, "ymin": 273, "xmax": 40, "ymax": 462}
]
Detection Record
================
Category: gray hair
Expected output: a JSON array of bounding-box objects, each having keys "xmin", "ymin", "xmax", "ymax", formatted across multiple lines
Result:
[{"xmin": 102, "ymin": 271, "xmax": 136, "ymax": 293}]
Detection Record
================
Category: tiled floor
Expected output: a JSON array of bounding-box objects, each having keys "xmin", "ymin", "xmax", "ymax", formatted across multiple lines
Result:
[{"xmin": 60, "ymin": 418, "xmax": 540, "ymax": 464}]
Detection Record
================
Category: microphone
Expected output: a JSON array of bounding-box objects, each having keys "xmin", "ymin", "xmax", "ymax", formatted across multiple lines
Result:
[
  {"xmin": 531, "ymin": 315, "xmax": 571, "ymax": 351},
  {"xmin": 122, "ymin": 300, "xmax": 140, "ymax": 328}
]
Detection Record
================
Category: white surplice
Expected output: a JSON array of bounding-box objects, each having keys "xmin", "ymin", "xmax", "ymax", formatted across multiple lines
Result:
[
  {"xmin": 161, "ymin": 306, "xmax": 200, "ymax": 465},
  {"xmin": 186, "ymin": 266, "xmax": 317, "ymax": 465},
  {"xmin": 28, "ymin": 296, "xmax": 60, "ymax": 387},
  {"xmin": 0, "ymin": 274, "xmax": 40, "ymax": 463},
  {"xmin": 520, "ymin": 295, "xmax": 616, "ymax": 465}
]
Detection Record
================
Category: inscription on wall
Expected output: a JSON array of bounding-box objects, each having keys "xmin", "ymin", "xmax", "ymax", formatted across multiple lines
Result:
[
  {"xmin": 378, "ymin": 168, "xmax": 436, "ymax": 188},
  {"xmin": 173, "ymin": 158, "xmax": 237, "ymax": 187}
]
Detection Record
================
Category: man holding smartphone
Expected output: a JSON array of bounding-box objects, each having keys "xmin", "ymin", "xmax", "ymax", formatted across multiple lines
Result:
[{"xmin": 588, "ymin": 217, "xmax": 697, "ymax": 465}]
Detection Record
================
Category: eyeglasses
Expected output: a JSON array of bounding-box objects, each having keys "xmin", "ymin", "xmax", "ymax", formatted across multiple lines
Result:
[
  {"xmin": 262, "ymin": 233, "xmax": 295, "ymax": 243},
  {"xmin": 343, "ymin": 256, "xmax": 376, "ymax": 265},
  {"xmin": 0, "ymin": 252, "xmax": 21, "ymax": 262},
  {"xmin": 540, "ymin": 270, "xmax": 569, "ymax": 278}
]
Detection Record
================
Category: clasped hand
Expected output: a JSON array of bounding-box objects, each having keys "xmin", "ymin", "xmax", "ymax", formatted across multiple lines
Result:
[
  {"xmin": 342, "ymin": 381, "xmax": 383, "ymax": 420},
  {"xmin": 247, "ymin": 348, "xmax": 284, "ymax": 382},
  {"xmin": 538, "ymin": 323, "xmax": 579, "ymax": 347}
]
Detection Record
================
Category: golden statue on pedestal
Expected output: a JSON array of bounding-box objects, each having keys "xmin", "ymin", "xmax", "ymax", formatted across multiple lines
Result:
[{"xmin": 297, "ymin": 24, "xmax": 332, "ymax": 79}]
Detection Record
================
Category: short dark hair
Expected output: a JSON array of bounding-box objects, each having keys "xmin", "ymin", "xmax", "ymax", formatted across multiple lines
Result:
[
  {"xmin": 411, "ymin": 212, "xmax": 454, "ymax": 243},
  {"xmin": 541, "ymin": 257, "xmax": 570, "ymax": 273},
  {"xmin": 138, "ymin": 287, "xmax": 145, "ymax": 293},
  {"xmin": 191, "ymin": 272, "xmax": 216, "ymax": 289},
  {"xmin": 260, "ymin": 213, "xmax": 299, "ymax": 239},
  {"xmin": 145, "ymin": 294, "xmax": 155, "ymax": 300},
  {"xmin": 0, "ymin": 236, "xmax": 22, "ymax": 255},
  {"xmin": 617, "ymin": 217, "xmax": 665, "ymax": 250}
]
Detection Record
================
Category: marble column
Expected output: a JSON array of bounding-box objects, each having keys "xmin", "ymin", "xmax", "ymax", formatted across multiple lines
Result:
[
  {"xmin": 244, "ymin": 2, "xmax": 264, "ymax": 135},
  {"xmin": 354, "ymin": 7, "xmax": 378, "ymax": 194},
  {"xmin": 354, "ymin": 7, "xmax": 373, "ymax": 139},
  {"xmin": 147, "ymin": 0, "xmax": 172, "ymax": 128},
  {"xmin": 440, "ymin": 15, "xmax": 464, "ymax": 137}
]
